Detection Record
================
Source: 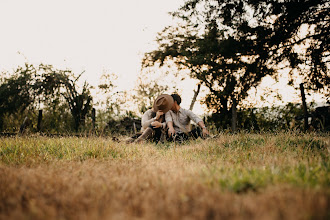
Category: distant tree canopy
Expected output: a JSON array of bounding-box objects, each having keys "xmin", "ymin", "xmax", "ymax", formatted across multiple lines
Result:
[
  {"xmin": 133, "ymin": 71, "xmax": 171, "ymax": 114},
  {"xmin": 0, "ymin": 64, "xmax": 37, "ymax": 118},
  {"xmin": 0, "ymin": 63, "xmax": 93, "ymax": 132},
  {"xmin": 143, "ymin": 0, "xmax": 329, "ymax": 115}
]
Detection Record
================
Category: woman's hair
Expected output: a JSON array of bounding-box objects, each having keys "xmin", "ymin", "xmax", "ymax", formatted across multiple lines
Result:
[{"xmin": 171, "ymin": 94, "xmax": 181, "ymax": 105}]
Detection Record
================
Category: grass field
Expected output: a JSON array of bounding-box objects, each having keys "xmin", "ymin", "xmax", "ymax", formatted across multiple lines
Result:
[{"xmin": 0, "ymin": 132, "xmax": 329, "ymax": 219}]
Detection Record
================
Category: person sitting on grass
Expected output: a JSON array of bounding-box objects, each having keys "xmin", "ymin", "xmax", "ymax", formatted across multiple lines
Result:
[
  {"xmin": 127, "ymin": 94, "xmax": 174, "ymax": 144},
  {"xmin": 166, "ymin": 93, "xmax": 209, "ymax": 143}
]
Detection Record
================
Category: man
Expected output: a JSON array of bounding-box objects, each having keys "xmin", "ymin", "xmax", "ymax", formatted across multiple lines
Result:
[
  {"xmin": 166, "ymin": 93, "xmax": 209, "ymax": 142},
  {"xmin": 132, "ymin": 94, "xmax": 174, "ymax": 143}
]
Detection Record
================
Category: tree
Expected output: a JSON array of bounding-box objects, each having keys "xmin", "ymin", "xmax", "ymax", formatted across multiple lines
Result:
[
  {"xmin": 0, "ymin": 64, "xmax": 35, "ymax": 118},
  {"xmin": 143, "ymin": 0, "xmax": 329, "ymax": 129},
  {"xmin": 0, "ymin": 63, "xmax": 93, "ymax": 132},
  {"xmin": 143, "ymin": 17, "xmax": 273, "ymax": 129},
  {"xmin": 133, "ymin": 71, "xmax": 171, "ymax": 114},
  {"xmin": 253, "ymin": 0, "xmax": 329, "ymax": 91},
  {"xmin": 0, "ymin": 63, "xmax": 45, "ymax": 130},
  {"xmin": 97, "ymin": 72, "xmax": 123, "ymax": 117},
  {"xmin": 174, "ymin": 0, "xmax": 329, "ymax": 94},
  {"xmin": 39, "ymin": 65, "xmax": 93, "ymax": 132}
]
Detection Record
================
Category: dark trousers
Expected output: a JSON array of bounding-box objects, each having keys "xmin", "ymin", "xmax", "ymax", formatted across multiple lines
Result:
[
  {"xmin": 148, "ymin": 125, "xmax": 163, "ymax": 143},
  {"xmin": 168, "ymin": 127, "xmax": 202, "ymax": 143},
  {"xmin": 149, "ymin": 126, "xmax": 203, "ymax": 144}
]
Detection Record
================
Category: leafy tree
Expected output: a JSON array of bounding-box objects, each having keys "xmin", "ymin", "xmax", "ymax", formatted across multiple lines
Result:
[
  {"xmin": 0, "ymin": 64, "xmax": 39, "ymax": 130},
  {"xmin": 173, "ymin": 0, "xmax": 329, "ymax": 94},
  {"xmin": 250, "ymin": 0, "xmax": 329, "ymax": 91},
  {"xmin": 38, "ymin": 65, "xmax": 93, "ymax": 132},
  {"xmin": 143, "ymin": 16, "xmax": 272, "ymax": 130},
  {"xmin": 0, "ymin": 63, "xmax": 93, "ymax": 132},
  {"xmin": 143, "ymin": 0, "xmax": 329, "ymax": 129},
  {"xmin": 96, "ymin": 72, "xmax": 121, "ymax": 117},
  {"xmin": 133, "ymin": 71, "xmax": 171, "ymax": 114}
]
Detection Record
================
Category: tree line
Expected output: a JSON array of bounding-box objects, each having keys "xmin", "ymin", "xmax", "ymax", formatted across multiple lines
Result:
[
  {"xmin": 0, "ymin": 64, "xmax": 92, "ymax": 133},
  {"xmin": 0, "ymin": 0, "xmax": 329, "ymax": 134},
  {"xmin": 0, "ymin": 63, "xmax": 173, "ymax": 134},
  {"xmin": 143, "ymin": 0, "xmax": 329, "ymax": 131},
  {"xmin": 0, "ymin": 62, "xmax": 328, "ymax": 134}
]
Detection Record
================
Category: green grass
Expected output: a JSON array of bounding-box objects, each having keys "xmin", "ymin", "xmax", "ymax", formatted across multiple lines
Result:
[
  {"xmin": 1, "ymin": 133, "xmax": 329, "ymax": 192},
  {"xmin": 0, "ymin": 132, "xmax": 329, "ymax": 219}
]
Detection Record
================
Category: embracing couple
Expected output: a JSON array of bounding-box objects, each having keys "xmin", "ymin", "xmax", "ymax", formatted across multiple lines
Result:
[{"xmin": 129, "ymin": 93, "xmax": 209, "ymax": 144}]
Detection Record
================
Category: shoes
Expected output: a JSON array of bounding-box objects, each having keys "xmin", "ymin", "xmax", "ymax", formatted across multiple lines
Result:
[{"xmin": 125, "ymin": 137, "xmax": 135, "ymax": 144}]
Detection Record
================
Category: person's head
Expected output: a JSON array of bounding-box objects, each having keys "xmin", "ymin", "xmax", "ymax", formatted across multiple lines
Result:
[
  {"xmin": 153, "ymin": 94, "xmax": 174, "ymax": 114},
  {"xmin": 171, "ymin": 93, "xmax": 181, "ymax": 112}
]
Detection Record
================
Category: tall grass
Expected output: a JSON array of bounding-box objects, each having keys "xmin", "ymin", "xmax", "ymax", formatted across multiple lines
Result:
[{"xmin": 0, "ymin": 132, "xmax": 329, "ymax": 219}]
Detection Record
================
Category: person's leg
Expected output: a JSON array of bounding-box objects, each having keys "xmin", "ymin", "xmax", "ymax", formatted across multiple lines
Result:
[
  {"xmin": 174, "ymin": 132, "xmax": 189, "ymax": 144},
  {"xmin": 166, "ymin": 130, "xmax": 174, "ymax": 142},
  {"xmin": 126, "ymin": 131, "xmax": 143, "ymax": 144},
  {"xmin": 189, "ymin": 127, "xmax": 202, "ymax": 139},
  {"xmin": 152, "ymin": 127, "xmax": 162, "ymax": 143},
  {"xmin": 134, "ymin": 127, "xmax": 153, "ymax": 143},
  {"xmin": 135, "ymin": 124, "xmax": 164, "ymax": 143}
]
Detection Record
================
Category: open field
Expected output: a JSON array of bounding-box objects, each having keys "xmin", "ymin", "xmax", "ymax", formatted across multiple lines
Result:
[{"xmin": 0, "ymin": 132, "xmax": 329, "ymax": 220}]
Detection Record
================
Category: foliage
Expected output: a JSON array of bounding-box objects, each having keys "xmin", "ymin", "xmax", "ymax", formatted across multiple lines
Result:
[
  {"xmin": 143, "ymin": 0, "xmax": 329, "ymax": 116},
  {"xmin": 96, "ymin": 72, "xmax": 118, "ymax": 118},
  {"xmin": 0, "ymin": 64, "xmax": 37, "ymax": 129},
  {"xmin": 206, "ymin": 102, "xmax": 308, "ymax": 131},
  {"xmin": 0, "ymin": 63, "xmax": 93, "ymax": 132},
  {"xmin": 96, "ymin": 73, "xmax": 142, "ymax": 134},
  {"xmin": 41, "ymin": 101, "xmax": 74, "ymax": 133},
  {"xmin": 143, "ymin": 8, "xmax": 273, "ymax": 114},
  {"xmin": 105, "ymin": 115, "xmax": 141, "ymax": 135},
  {"xmin": 133, "ymin": 71, "xmax": 171, "ymax": 114},
  {"xmin": 38, "ymin": 64, "xmax": 93, "ymax": 131},
  {"xmin": 175, "ymin": 0, "xmax": 329, "ymax": 93}
]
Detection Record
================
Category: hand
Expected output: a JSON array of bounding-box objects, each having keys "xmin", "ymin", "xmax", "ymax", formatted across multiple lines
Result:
[
  {"xmin": 151, "ymin": 121, "xmax": 162, "ymax": 128},
  {"xmin": 202, "ymin": 127, "xmax": 209, "ymax": 137},
  {"xmin": 168, "ymin": 127, "xmax": 175, "ymax": 137},
  {"xmin": 155, "ymin": 111, "xmax": 164, "ymax": 120}
]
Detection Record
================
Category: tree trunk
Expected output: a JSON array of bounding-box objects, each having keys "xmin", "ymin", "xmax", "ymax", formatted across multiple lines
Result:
[
  {"xmin": 92, "ymin": 108, "xmax": 96, "ymax": 130},
  {"xmin": 231, "ymin": 99, "xmax": 237, "ymax": 132},
  {"xmin": 19, "ymin": 117, "xmax": 30, "ymax": 134},
  {"xmin": 37, "ymin": 110, "xmax": 42, "ymax": 132},
  {"xmin": 300, "ymin": 83, "xmax": 308, "ymax": 131},
  {"xmin": 189, "ymin": 83, "xmax": 201, "ymax": 111}
]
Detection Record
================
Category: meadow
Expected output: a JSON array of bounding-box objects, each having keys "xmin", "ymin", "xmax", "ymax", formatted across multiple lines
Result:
[{"xmin": 0, "ymin": 132, "xmax": 329, "ymax": 219}]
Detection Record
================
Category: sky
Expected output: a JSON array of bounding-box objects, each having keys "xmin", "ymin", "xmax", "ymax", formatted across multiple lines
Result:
[
  {"xmin": 0, "ymin": 0, "xmax": 327, "ymax": 115},
  {"xmin": 0, "ymin": 0, "xmax": 198, "ymax": 111},
  {"xmin": 0, "ymin": 0, "xmax": 183, "ymax": 85}
]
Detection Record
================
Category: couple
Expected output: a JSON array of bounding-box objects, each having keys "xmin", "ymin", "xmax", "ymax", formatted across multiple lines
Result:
[{"xmin": 132, "ymin": 93, "xmax": 209, "ymax": 143}]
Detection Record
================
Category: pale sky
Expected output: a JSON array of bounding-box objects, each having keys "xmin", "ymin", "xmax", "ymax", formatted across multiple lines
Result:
[
  {"xmin": 0, "ymin": 0, "xmax": 183, "ymax": 85},
  {"xmin": 0, "ymin": 0, "xmax": 200, "ymax": 112},
  {"xmin": 0, "ymin": 0, "xmax": 326, "ymax": 115}
]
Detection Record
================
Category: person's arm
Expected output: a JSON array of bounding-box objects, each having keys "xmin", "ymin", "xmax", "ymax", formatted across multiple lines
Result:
[
  {"xmin": 186, "ymin": 109, "xmax": 209, "ymax": 137},
  {"xmin": 167, "ymin": 121, "xmax": 175, "ymax": 137},
  {"xmin": 141, "ymin": 110, "xmax": 156, "ymax": 130},
  {"xmin": 165, "ymin": 111, "xmax": 175, "ymax": 136},
  {"xmin": 150, "ymin": 111, "xmax": 165, "ymax": 128},
  {"xmin": 197, "ymin": 121, "xmax": 209, "ymax": 137},
  {"xmin": 150, "ymin": 121, "xmax": 166, "ymax": 129}
]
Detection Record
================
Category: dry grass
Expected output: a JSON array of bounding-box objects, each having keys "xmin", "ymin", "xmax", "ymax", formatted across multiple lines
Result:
[{"xmin": 0, "ymin": 132, "xmax": 329, "ymax": 219}]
